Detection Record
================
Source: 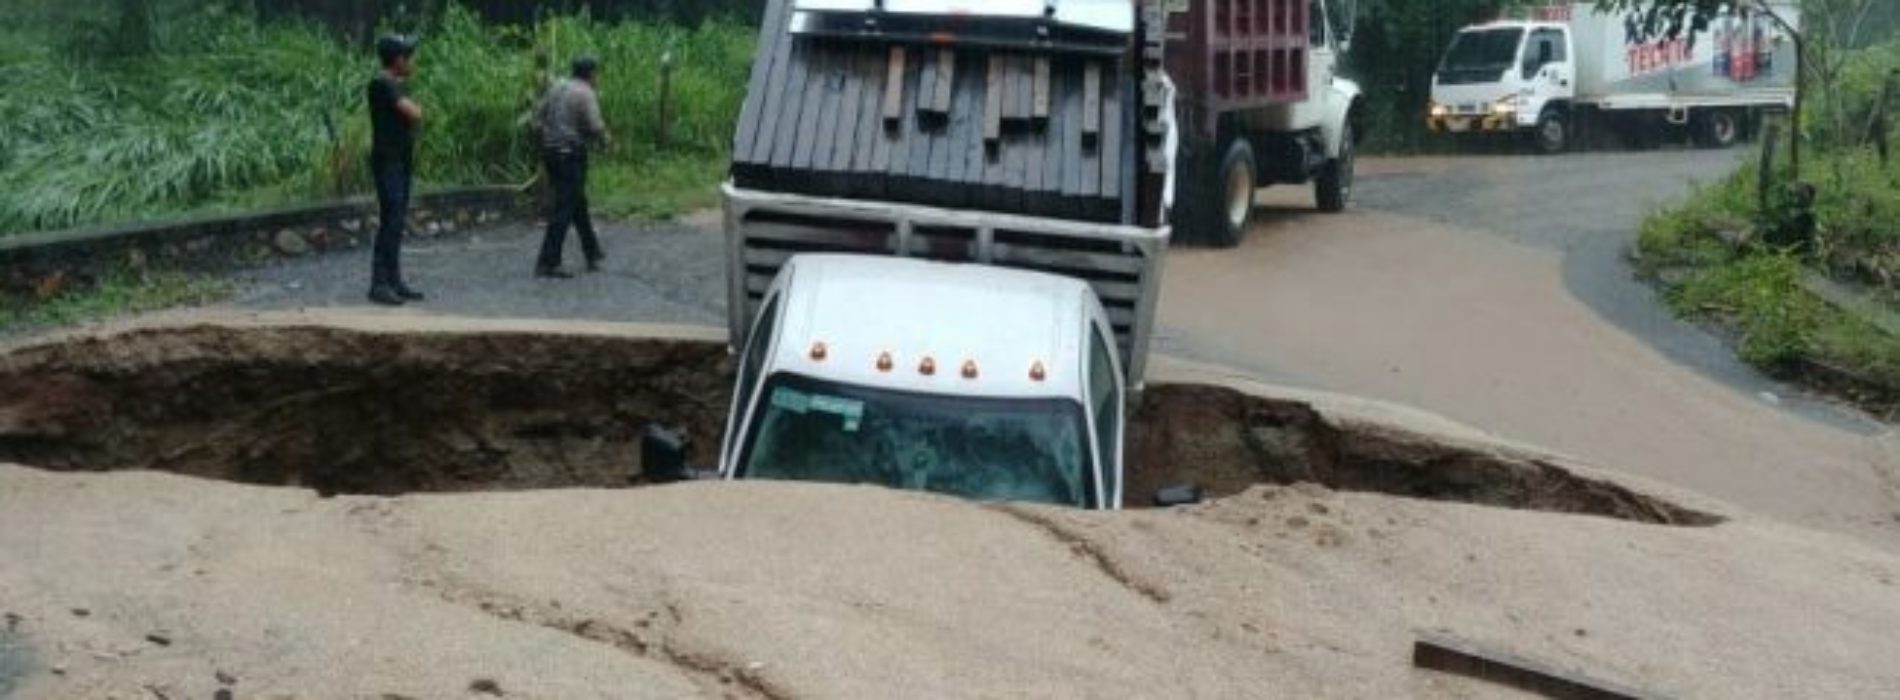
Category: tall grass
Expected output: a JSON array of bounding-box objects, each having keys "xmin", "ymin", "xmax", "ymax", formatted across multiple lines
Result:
[{"xmin": 0, "ymin": 4, "xmax": 754, "ymax": 236}]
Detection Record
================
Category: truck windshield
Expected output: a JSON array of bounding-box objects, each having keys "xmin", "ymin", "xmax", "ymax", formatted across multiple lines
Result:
[
  {"xmin": 1438, "ymin": 28, "xmax": 1524, "ymax": 83},
  {"xmin": 736, "ymin": 373, "xmax": 1094, "ymax": 508}
]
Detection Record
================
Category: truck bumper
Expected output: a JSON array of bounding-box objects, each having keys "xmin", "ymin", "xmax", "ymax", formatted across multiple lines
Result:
[
  {"xmin": 1426, "ymin": 113, "xmax": 1523, "ymax": 134},
  {"xmin": 722, "ymin": 183, "xmax": 1170, "ymax": 387}
]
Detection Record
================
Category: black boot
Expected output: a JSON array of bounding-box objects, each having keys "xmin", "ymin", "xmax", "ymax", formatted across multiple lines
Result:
[
  {"xmin": 367, "ymin": 286, "xmax": 406, "ymax": 306},
  {"xmin": 536, "ymin": 265, "xmax": 574, "ymax": 279},
  {"xmin": 394, "ymin": 282, "xmax": 426, "ymax": 301},
  {"xmin": 369, "ymin": 261, "xmax": 404, "ymax": 306}
]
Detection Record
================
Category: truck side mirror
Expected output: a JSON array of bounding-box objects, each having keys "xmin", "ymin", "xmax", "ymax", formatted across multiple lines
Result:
[
  {"xmin": 1335, "ymin": 0, "xmax": 1356, "ymax": 52},
  {"xmin": 1152, "ymin": 484, "xmax": 1204, "ymax": 508},
  {"xmin": 642, "ymin": 424, "xmax": 696, "ymax": 483}
]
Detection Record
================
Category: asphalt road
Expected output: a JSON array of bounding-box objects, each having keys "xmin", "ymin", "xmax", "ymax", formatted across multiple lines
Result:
[
  {"xmin": 221, "ymin": 151, "xmax": 1900, "ymax": 549},
  {"xmin": 1160, "ymin": 149, "xmax": 1900, "ymax": 550}
]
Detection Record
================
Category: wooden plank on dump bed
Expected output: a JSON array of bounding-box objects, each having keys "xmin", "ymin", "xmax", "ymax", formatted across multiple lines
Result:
[
  {"xmin": 1082, "ymin": 61, "xmax": 1102, "ymax": 143},
  {"xmin": 768, "ymin": 36, "xmax": 812, "ymax": 170},
  {"xmin": 1037, "ymin": 60, "xmax": 1068, "ymax": 214},
  {"xmin": 828, "ymin": 44, "xmax": 867, "ymax": 178},
  {"xmin": 945, "ymin": 53, "xmax": 981, "ymax": 206},
  {"xmin": 1011, "ymin": 54, "xmax": 1033, "ymax": 123},
  {"xmin": 917, "ymin": 47, "xmax": 938, "ymax": 120},
  {"xmin": 1061, "ymin": 59, "xmax": 1087, "ymax": 205},
  {"xmin": 1099, "ymin": 62, "xmax": 1123, "ymax": 209},
  {"xmin": 747, "ymin": 1, "xmax": 797, "ymax": 169},
  {"xmin": 882, "ymin": 45, "xmax": 906, "ymax": 127},
  {"xmin": 732, "ymin": 0, "xmax": 788, "ymax": 165},
  {"xmin": 885, "ymin": 49, "xmax": 917, "ymax": 183},
  {"xmin": 925, "ymin": 54, "xmax": 960, "ymax": 199},
  {"xmin": 1032, "ymin": 56, "xmax": 1051, "ymax": 122},
  {"xmin": 811, "ymin": 47, "xmax": 847, "ymax": 178},
  {"xmin": 792, "ymin": 45, "xmax": 833, "ymax": 172},
  {"xmin": 985, "ymin": 54, "xmax": 1005, "ymax": 145},
  {"xmin": 854, "ymin": 48, "xmax": 888, "ymax": 196},
  {"xmin": 932, "ymin": 47, "xmax": 956, "ymax": 116}
]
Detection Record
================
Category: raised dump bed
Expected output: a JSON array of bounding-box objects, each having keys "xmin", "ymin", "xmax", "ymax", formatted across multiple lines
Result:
[{"xmin": 730, "ymin": 0, "xmax": 1163, "ymax": 224}]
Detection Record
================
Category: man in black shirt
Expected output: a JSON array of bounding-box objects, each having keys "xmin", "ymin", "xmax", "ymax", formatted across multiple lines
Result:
[{"xmin": 366, "ymin": 35, "xmax": 425, "ymax": 306}]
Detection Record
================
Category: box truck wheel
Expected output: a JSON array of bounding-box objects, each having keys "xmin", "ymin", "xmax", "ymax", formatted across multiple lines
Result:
[
  {"xmin": 1316, "ymin": 127, "xmax": 1355, "ymax": 213},
  {"xmin": 1534, "ymin": 110, "xmax": 1569, "ymax": 155},
  {"xmin": 1697, "ymin": 110, "xmax": 1742, "ymax": 149},
  {"xmin": 1209, "ymin": 138, "xmax": 1257, "ymax": 248}
]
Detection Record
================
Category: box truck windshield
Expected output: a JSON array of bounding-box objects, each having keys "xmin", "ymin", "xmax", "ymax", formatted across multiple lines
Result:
[
  {"xmin": 735, "ymin": 373, "xmax": 1095, "ymax": 507},
  {"xmin": 1439, "ymin": 28, "xmax": 1524, "ymax": 84}
]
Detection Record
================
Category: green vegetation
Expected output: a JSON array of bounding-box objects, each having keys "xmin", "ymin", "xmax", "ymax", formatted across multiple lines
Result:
[
  {"xmin": 1637, "ymin": 36, "xmax": 1900, "ymax": 399},
  {"xmin": 0, "ymin": 4, "xmax": 754, "ymax": 237},
  {"xmin": 0, "ymin": 269, "xmax": 230, "ymax": 334}
]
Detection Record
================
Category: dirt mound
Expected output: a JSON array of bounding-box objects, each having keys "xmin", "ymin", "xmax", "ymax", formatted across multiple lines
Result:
[{"xmin": 0, "ymin": 317, "xmax": 1715, "ymax": 525}]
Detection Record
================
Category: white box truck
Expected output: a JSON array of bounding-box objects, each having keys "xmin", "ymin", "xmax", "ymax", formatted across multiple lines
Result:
[{"xmin": 1427, "ymin": 2, "xmax": 1799, "ymax": 153}]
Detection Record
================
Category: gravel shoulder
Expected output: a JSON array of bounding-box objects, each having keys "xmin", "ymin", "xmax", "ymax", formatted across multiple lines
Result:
[{"xmin": 230, "ymin": 216, "xmax": 727, "ymax": 327}]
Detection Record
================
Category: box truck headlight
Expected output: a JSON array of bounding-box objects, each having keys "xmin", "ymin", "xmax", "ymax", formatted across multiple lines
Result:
[
  {"xmin": 1430, "ymin": 103, "xmax": 1449, "ymax": 117},
  {"xmin": 1491, "ymin": 98, "xmax": 1517, "ymax": 115}
]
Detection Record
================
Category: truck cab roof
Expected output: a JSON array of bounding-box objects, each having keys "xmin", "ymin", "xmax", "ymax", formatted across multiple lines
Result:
[
  {"xmin": 764, "ymin": 254, "xmax": 1102, "ymax": 401},
  {"xmin": 1460, "ymin": 20, "xmax": 1563, "ymax": 32}
]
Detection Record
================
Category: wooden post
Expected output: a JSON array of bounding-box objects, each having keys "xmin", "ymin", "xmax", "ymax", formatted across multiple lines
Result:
[
  {"xmin": 658, "ymin": 50, "xmax": 675, "ymax": 151},
  {"xmin": 1758, "ymin": 122, "xmax": 1780, "ymax": 217},
  {"xmin": 1867, "ymin": 70, "xmax": 1898, "ymax": 166}
]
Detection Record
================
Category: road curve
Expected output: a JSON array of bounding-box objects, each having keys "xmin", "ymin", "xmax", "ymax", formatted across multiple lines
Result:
[{"xmin": 1156, "ymin": 150, "xmax": 1900, "ymax": 551}]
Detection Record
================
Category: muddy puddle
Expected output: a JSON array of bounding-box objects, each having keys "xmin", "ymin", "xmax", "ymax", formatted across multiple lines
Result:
[{"xmin": 0, "ymin": 324, "xmax": 1717, "ymax": 525}]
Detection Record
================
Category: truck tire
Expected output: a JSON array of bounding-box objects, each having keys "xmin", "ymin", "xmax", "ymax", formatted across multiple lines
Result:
[
  {"xmin": 1315, "ymin": 127, "xmax": 1355, "ymax": 213},
  {"xmin": 1533, "ymin": 110, "xmax": 1569, "ymax": 155},
  {"xmin": 1209, "ymin": 138, "xmax": 1257, "ymax": 247},
  {"xmin": 1696, "ymin": 110, "xmax": 1742, "ymax": 149}
]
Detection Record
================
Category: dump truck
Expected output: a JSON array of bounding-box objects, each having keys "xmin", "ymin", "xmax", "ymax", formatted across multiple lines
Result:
[
  {"xmin": 1428, "ymin": 2, "xmax": 1799, "ymax": 153},
  {"xmin": 697, "ymin": 0, "xmax": 1358, "ymax": 507}
]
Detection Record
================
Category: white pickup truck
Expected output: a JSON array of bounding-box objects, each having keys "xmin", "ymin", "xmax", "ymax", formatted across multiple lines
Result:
[{"xmin": 713, "ymin": 254, "xmax": 1127, "ymax": 509}]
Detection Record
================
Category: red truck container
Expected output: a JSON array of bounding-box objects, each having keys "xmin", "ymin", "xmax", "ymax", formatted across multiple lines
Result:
[{"xmin": 1165, "ymin": 0, "xmax": 1311, "ymax": 136}]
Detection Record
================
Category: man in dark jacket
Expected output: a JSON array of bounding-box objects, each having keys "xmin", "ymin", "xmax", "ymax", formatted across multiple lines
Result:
[
  {"xmin": 533, "ymin": 57, "xmax": 612, "ymax": 278},
  {"xmin": 366, "ymin": 34, "xmax": 426, "ymax": 305}
]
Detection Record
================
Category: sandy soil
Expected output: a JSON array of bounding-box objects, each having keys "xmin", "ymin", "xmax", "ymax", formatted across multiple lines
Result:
[
  {"xmin": 1161, "ymin": 184, "xmax": 1900, "ymax": 551},
  {"xmin": 2, "ymin": 466, "xmax": 1897, "ymax": 699}
]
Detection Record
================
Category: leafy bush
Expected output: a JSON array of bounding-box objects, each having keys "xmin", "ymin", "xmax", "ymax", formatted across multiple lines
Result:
[{"xmin": 1668, "ymin": 254, "xmax": 1820, "ymax": 366}]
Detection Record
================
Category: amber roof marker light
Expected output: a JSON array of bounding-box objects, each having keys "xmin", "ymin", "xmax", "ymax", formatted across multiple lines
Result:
[
  {"xmin": 919, "ymin": 356, "xmax": 938, "ymax": 376},
  {"xmin": 961, "ymin": 360, "xmax": 979, "ymax": 379},
  {"xmin": 1029, "ymin": 361, "xmax": 1047, "ymax": 382},
  {"xmin": 809, "ymin": 341, "xmax": 829, "ymax": 361},
  {"xmin": 876, "ymin": 351, "xmax": 894, "ymax": 372}
]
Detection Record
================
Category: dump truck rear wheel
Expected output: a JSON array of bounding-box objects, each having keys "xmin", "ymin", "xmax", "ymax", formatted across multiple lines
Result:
[
  {"xmin": 1208, "ymin": 138, "xmax": 1257, "ymax": 247},
  {"xmin": 1316, "ymin": 127, "xmax": 1354, "ymax": 213}
]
